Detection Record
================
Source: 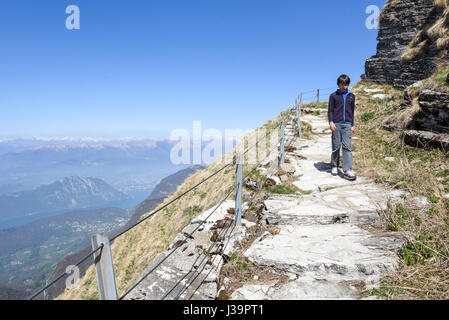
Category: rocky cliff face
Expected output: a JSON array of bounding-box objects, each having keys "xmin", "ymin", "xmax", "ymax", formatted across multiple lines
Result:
[{"xmin": 364, "ymin": 0, "xmax": 449, "ymax": 89}]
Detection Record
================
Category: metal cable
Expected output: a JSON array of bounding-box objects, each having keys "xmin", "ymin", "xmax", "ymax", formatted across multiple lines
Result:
[
  {"xmin": 29, "ymin": 108, "xmax": 297, "ymax": 300},
  {"xmin": 28, "ymin": 244, "xmax": 104, "ymax": 300},
  {"xmin": 187, "ymin": 224, "xmax": 237, "ymax": 300},
  {"xmin": 112, "ymin": 116, "xmax": 288, "ymax": 243},
  {"xmin": 242, "ymin": 120, "xmax": 282, "ymax": 157},
  {"xmin": 110, "ymin": 159, "xmax": 234, "ymax": 242},
  {"xmin": 173, "ymin": 119, "xmax": 298, "ymax": 300},
  {"xmin": 31, "ymin": 115, "xmax": 286, "ymax": 301},
  {"xmin": 119, "ymin": 117, "xmax": 290, "ymax": 299},
  {"xmin": 161, "ymin": 118, "xmax": 288, "ymax": 299},
  {"xmin": 186, "ymin": 131, "xmax": 298, "ymax": 300},
  {"xmin": 169, "ymin": 217, "xmax": 235, "ymax": 300}
]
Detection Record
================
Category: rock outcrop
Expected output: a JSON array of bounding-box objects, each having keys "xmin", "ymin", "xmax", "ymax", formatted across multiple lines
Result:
[
  {"xmin": 364, "ymin": 0, "xmax": 449, "ymax": 89},
  {"xmin": 400, "ymin": 86, "xmax": 449, "ymax": 151},
  {"xmin": 414, "ymin": 89, "xmax": 449, "ymax": 132}
]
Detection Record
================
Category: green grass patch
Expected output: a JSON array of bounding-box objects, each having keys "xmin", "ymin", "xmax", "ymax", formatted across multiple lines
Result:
[
  {"xmin": 231, "ymin": 253, "xmax": 254, "ymax": 272},
  {"xmin": 183, "ymin": 205, "xmax": 203, "ymax": 218},
  {"xmin": 430, "ymin": 65, "xmax": 449, "ymax": 88},
  {"xmin": 265, "ymin": 184, "xmax": 296, "ymax": 194},
  {"xmin": 360, "ymin": 286, "xmax": 405, "ymax": 300},
  {"xmin": 361, "ymin": 111, "xmax": 376, "ymax": 122},
  {"xmin": 398, "ymin": 236, "xmax": 437, "ymax": 266}
]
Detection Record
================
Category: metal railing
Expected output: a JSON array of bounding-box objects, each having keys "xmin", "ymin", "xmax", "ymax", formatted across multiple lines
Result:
[{"xmin": 27, "ymin": 87, "xmax": 331, "ymax": 300}]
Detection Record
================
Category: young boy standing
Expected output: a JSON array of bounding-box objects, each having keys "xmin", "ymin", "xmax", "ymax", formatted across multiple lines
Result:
[{"xmin": 328, "ymin": 74, "xmax": 357, "ymax": 181}]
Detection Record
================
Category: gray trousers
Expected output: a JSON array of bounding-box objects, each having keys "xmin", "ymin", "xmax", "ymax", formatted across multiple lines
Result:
[{"xmin": 331, "ymin": 123, "xmax": 353, "ymax": 171}]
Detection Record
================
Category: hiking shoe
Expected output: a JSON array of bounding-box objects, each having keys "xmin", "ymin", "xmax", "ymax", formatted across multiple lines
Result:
[
  {"xmin": 344, "ymin": 170, "xmax": 357, "ymax": 181},
  {"xmin": 331, "ymin": 167, "xmax": 338, "ymax": 176}
]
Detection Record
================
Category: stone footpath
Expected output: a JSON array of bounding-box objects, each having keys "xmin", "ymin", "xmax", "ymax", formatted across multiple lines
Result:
[
  {"xmin": 231, "ymin": 114, "xmax": 410, "ymax": 300},
  {"xmin": 125, "ymin": 112, "xmax": 410, "ymax": 300}
]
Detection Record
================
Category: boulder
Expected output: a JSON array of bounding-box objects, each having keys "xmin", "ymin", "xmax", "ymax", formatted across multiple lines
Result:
[
  {"xmin": 401, "ymin": 130, "xmax": 449, "ymax": 152},
  {"xmin": 363, "ymin": 88, "xmax": 383, "ymax": 94},
  {"xmin": 372, "ymin": 94, "xmax": 393, "ymax": 101},
  {"xmin": 244, "ymin": 177, "xmax": 259, "ymax": 191}
]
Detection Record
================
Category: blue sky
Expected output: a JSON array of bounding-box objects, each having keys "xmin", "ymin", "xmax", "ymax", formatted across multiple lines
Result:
[{"xmin": 0, "ymin": 0, "xmax": 386, "ymax": 140}]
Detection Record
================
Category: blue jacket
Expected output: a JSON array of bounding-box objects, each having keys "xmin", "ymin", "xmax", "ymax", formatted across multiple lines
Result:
[{"xmin": 328, "ymin": 89, "xmax": 356, "ymax": 126}]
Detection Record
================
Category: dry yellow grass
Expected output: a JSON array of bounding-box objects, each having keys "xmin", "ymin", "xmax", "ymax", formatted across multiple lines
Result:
[
  {"xmin": 56, "ymin": 108, "xmax": 296, "ymax": 300},
  {"xmin": 434, "ymin": 0, "xmax": 448, "ymax": 9}
]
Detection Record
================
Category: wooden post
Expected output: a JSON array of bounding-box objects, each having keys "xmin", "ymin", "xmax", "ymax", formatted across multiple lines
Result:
[
  {"xmin": 234, "ymin": 154, "xmax": 243, "ymax": 226},
  {"xmin": 317, "ymin": 89, "xmax": 320, "ymax": 103},
  {"xmin": 91, "ymin": 234, "xmax": 118, "ymax": 300}
]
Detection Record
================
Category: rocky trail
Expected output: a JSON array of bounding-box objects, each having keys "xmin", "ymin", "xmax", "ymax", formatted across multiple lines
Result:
[{"xmin": 124, "ymin": 111, "xmax": 411, "ymax": 300}]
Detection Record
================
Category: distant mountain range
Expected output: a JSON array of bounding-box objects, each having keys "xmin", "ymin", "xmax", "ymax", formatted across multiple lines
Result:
[
  {"xmin": 0, "ymin": 139, "xmax": 191, "ymax": 202},
  {"xmin": 0, "ymin": 176, "xmax": 130, "ymax": 227},
  {"xmin": 0, "ymin": 138, "xmax": 234, "ymax": 196},
  {"xmin": 0, "ymin": 137, "xmax": 157, "ymax": 155}
]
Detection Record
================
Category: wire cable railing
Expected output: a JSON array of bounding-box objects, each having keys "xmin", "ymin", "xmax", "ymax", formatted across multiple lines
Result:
[
  {"xmin": 120, "ymin": 115, "xmax": 288, "ymax": 300},
  {"xmin": 176, "ymin": 128, "xmax": 299, "ymax": 300},
  {"xmin": 28, "ymin": 118, "xmax": 279, "ymax": 300},
  {"xmin": 159, "ymin": 127, "xmax": 295, "ymax": 300},
  {"xmin": 27, "ymin": 87, "xmax": 325, "ymax": 300}
]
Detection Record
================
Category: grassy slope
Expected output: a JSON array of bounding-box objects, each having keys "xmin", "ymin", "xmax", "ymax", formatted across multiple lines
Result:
[{"xmin": 350, "ymin": 80, "xmax": 449, "ymax": 300}]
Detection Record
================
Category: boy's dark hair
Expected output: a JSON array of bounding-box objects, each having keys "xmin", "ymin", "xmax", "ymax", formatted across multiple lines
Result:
[{"xmin": 337, "ymin": 74, "xmax": 351, "ymax": 86}]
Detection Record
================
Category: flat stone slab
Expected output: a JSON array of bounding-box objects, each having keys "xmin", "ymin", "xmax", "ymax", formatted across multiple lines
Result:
[
  {"xmin": 244, "ymin": 224, "xmax": 406, "ymax": 279},
  {"xmin": 265, "ymin": 199, "xmax": 350, "ymax": 226},
  {"xmin": 295, "ymin": 136, "xmax": 332, "ymax": 161},
  {"xmin": 232, "ymin": 276, "xmax": 363, "ymax": 300},
  {"xmin": 292, "ymin": 160, "xmax": 371, "ymax": 193},
  {"xmin": 301, "ymin": 115, "xmax": 331, "ymax": 133},
  {"xmin": 264, "ymin": 194, "xmax": 303, "ymax": 212}
]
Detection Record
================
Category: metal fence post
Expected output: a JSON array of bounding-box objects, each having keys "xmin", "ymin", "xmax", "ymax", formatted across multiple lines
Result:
[
  {"xmin": 280, "ymin": 120, "xmax": 285, "ymax": 164},
  {"xmin": 234, "ymin": 153, "xmax": 243, "ymax": 226},
  {"xmin": 296, "ymin": 96, "xmax": 302, "ymax": 138},
  {"xmin": 91, "ymin": 234, "xmax": 118, "ymax": 300}
]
